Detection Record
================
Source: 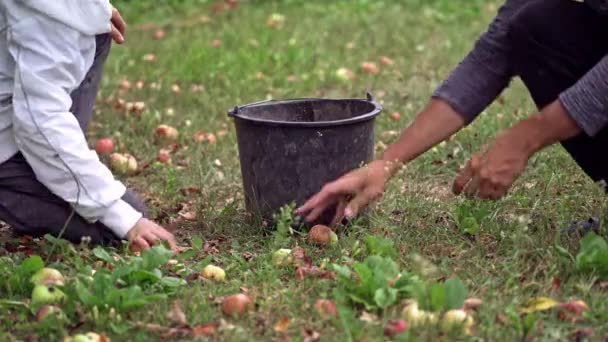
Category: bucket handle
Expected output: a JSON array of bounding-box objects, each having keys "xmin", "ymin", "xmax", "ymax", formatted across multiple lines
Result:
[{"xmin": 228, "ymin": 92, "xmax": 376, "ymax": 117}]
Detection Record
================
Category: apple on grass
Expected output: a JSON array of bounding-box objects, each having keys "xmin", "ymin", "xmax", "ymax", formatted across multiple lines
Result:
[
  {"xmin": 308, "ymin": 225, "xmax": 338, "ymax": 246},
  {"xmin": 31, "ymin": 268, "xmax": 65, "ymax": 286},
  {"xmin": 31, "ymin": 284, "xmax": 66, "ymax": 307},
  {"xmin": 222, "ymin": 294, "xmax": 253, "ymax": 317},
  {"xmin": 201, "ymin": 265, "xmax": 226, "ymax": 281}
]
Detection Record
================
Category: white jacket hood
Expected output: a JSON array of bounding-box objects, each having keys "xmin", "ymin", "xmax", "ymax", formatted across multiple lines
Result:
[{"xmin": 22, "ymin": 0, "xmax": 112, "ymax": 35}]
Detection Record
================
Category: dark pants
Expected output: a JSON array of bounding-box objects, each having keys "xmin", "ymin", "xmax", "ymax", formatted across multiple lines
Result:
[
  {"xmin": 508, "ymin": 0, "xmax": 608, "ymax": 183},
  {"xmin": 0, "ymin": 34, "xmax": 148, "ymax": 245}
]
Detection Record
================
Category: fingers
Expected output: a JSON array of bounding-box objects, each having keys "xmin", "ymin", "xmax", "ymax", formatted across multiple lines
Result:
[
  {"xmin": 345, "ymin": 187, "xmax": 382, "ymax": 219},
  {"xmin": 330, "ymin": 198, "xmax": 348, "ymax": 227},
  {"xmin": 453, "ymin": 153, "xmax": 481, "ymax": 195},
  {"xmin": 130, "ymin": 236, "xmax": 150, "ymax": 252},
  {"xmin": 111, "ymin": 25, "xmax": 125, "ymax": 44},
  {"xmin": 111, "ymin": 7, "xmax": 127, "ymax": 35},
  {"xmin": 298, "ymin": 177, "xmax": 361, "ymax": 222}
]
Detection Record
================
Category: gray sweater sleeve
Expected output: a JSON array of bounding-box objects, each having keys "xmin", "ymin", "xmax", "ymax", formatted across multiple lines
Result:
[
  {"xmin": 432, "ymin": 0, "xmax": 526, "ymax": 123},
  {"xmin": 559, "ymin": 55, "xmax": 608, "ymax": 136}
]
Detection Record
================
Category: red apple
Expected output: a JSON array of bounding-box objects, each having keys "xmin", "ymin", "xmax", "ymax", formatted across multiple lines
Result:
[
  {"xmin": 155, "ymin": 124, "xmax": 179, "ymax": 141},
  {"xmin": 222, "ymin": 294, "xmax": 253, "ymax": 316},
  {"xmin": 95, "ymin": 138, "xmax": 114, "ymax": 155}
]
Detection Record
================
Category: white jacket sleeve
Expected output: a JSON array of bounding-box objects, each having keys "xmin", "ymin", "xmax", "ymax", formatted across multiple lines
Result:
[{"xmin": 6, "ymin": 8, "xmax": 141, "ymax": 238}]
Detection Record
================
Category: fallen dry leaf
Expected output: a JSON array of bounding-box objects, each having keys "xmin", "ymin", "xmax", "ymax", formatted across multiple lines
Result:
[
  {"xmin": 519, "ymin": 297, "xmax": 559, "ymax": 314},
  {"xmin": 379, "ymin": 56, "xmax": 395, "ymax": 66},
  {"xmin": 302, "ymin": 328, "xmax": 321, "ymax": 342},
  {"xmin": 274, "ymin": 317, "xmax": 290, "ymax": 333},
  {"xmin": 571, "ymin": 327, "xmax": 594, "ymax": 342},
  {"xmin": 359, "ymin": 311, "xmax": 379, "ymax": 323},
  {"xmin": 166, "ymin": 300, "xmax": 188, "ymax": 326},
  {"xmin": 192, "ymin": 322, "xmax": 220, "ymax": 337}
]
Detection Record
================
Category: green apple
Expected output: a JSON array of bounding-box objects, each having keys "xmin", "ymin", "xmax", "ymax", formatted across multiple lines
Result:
[
  {"xmin": 31, "ymin": 285, "xmax": 66, "ymax": 307},
  {"xmin": 441, "ymin": 309, "xmax": 474, "ymax": 335},
  {"xmin": 272, "ymin": 249, "xmax": 293, "ymax": 266},
  {"xmin": 31, "ymin": 268, "xmax": 65, "ymax": 286}
]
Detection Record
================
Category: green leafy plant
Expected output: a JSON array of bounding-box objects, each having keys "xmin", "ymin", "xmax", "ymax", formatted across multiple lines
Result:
[
  {"xmin": 454, "ymin": 201, "xmax": 494, "ymax": 235},
  {"xmin": 333, "ymin": 255, "xmax": 422, "ymax": 310},
  {"xmin": 68, "ymin": 245, "xmax": 185, "ymax": 312},
  {"xmin": 408, "ymin": 277, "xmax": 468, "ymax": 312},
  {"xmin": 364, "ymin": 235, "xmax": 397, "ymax": 259},
  {"xmin": 575, "ymin": 232, "xmax": 608, "ymax": 279},
  {"xmin": 273, "ymin": 203, "xmax": 298, "ymax": 248},
  {"xmin": 1, "ymin": 255, "xmax": 44, "ymax": 297}
]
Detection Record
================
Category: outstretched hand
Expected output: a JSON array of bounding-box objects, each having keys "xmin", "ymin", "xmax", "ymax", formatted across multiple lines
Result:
[{"xmin": 297, "ymin": 160, "xmax": 398, "ymax": 225}]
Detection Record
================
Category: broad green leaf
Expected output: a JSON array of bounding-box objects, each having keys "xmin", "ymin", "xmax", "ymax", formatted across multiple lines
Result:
[
  {"xmin": 332, "ymin": 264, "xmax": 352, "ymax": 279},
  {"xmin": 74, "ymin": 281, "xmax": 98, "ymax": 307},
  {"xmin": 19, "ymin": 255, "xmax": 45, "ymax": 275},
  {"xmin": 92, "ymin": 247, "xmax": 115, "ymax": 264},
  {"xmin": 430, "ymin": 283, "xmax": 447, "ymax": 311},
  {"xmin": 374, "ymin": 287, "xmax": 398, "ymax": 308},
  {"xmin": 575, "ymin": 233, "xmax": 608, "ymax": 278},
  {"xmin": 141, "ymin": 245, "xmax": 172, "ymax": 270},
  {"xmin": 191, "ymin": 236, "xmax": 203, "ymax": 251},
  {"xmin": 444, "ymin": 278, "xmax": 468, "ymax": 310},
  {"xmin": 160, "ymin": 276, "xmax": 186, "ymax": 287},
  {"xmin": 364, "ymin": 236, "xmax": 397, "ymax": 258}
]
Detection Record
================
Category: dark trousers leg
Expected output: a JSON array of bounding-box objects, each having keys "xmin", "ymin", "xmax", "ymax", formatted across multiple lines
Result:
[
  {"xmin": 507, "ymin": 0, "xmax": 608, "ymax": 183},
  {"xmin": 0, "ymin": 34, "xmax": 149, "ymax": 245}
]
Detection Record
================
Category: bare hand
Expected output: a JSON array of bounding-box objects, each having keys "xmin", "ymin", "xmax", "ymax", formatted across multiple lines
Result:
[
  {"xmin": 126, "ymin": 218, "xmax": 178, "ymax": 252},
  {"xmin": 110, "ymin": 7, "xmax": 127, "ymax": 44},
  {"xmin": 453, "ymin": 127, "xmax": 533, "ymax": 200},
  {"xmin": 297, "ymin": 160, "xmax": 397, "ymax": 224}
]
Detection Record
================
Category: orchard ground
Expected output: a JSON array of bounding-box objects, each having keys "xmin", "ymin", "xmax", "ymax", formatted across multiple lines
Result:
[{"xmin": 1, "ymin": 0, "xmax": 607, "ymax": 341}]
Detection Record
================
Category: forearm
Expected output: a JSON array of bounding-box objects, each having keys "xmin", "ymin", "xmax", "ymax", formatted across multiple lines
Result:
[
  {"xmin": 380, "ymin": 98, "xmax": 466, "ymax": 174},
  {"xmin": 515, "ymin": 99, "xmax": 582, "ymax": 155}
]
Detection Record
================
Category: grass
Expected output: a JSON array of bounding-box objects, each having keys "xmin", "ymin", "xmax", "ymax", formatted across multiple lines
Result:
[{"xmin": 1, "ymin": 0, "xmax": 608, "ymax": 341}]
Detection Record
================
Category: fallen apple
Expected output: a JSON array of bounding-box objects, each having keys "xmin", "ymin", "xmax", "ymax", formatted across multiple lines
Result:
[
  {"xmin": 273, "ymin": 248, "xmax": 293, "ymax": 266},
  {"xmin": 31, "ymin": 268, "xmax": 65, "ymax": 286},
  {"xmin": 361, "ymin": 61, "xmax": 380, "ymax": 75},
  {"xmin": 464, "ymin": 297, "xmax": 483, "ymax": 312},
  {"xmin": 314, "ymin": 299, "xmax": 337, "ymax": 318},
  {"xmin": 110, "ymin": 153, "xmax": 138, "ymax": 175},
  {"xmin": 66, "ymin": 332, "xmax": 104, "ymax": 342},
  {"xmin": 391, "ymin": 112, "xmax": 401, "ymax": 121},
  {"xmin": 384, "ymin": 319, "xmax": 408, "ymax": 337},
  {"xmin": 308, "ymin": 225, "xmax": 338, "ymax": 246},
  {"xmin": 119, "ymin": 80, "xmax": 132, "ymax": 91},
  {"xmin": 380, "ymin": 56, "xmax": 395, "ymax": 66},
  {"xmin": 222, "ymin": 294, "xmax": 253, "ymax": 317},
  {"xmin": 401, "ymin": 300, "xmax": 436, "ymax": 326},
  {"xmin": 95, "ymin": 138, "xmax": 114, "ymax": 156},
  {"xmin": 201, "ymin": 265, "xmax": 226, "ymax": 281},
  {"xmin": 36, "ymin": 305, "xmax": 64, "ymax": 322},
  {"xmin": 336, "ymin": 67, "xmax": 355, "ymax": 81},
  {"xmin": 155, "ymin": 124, "xmax": 179, "ymax": 141},
  {"xmin": 212, "ymin": 39, "xmax": 222, "ymax": 48},
  {"xmin": 31, "ymin": 285, "xmax": 66, "ymax": 307},
  {"xmin": 441, "ymin": 309, "xmax": 474, "ymax": 335},
  {"xmin": 266, "ymin": 13, "xmax": 286, "ymax": 29},
  {"xmin": 156, "ymin": 150, "xmax": 172, "ymax": 164},
  {"xmin": 153, "ymin": 29, "xmax": 166, "ymax": 40}
]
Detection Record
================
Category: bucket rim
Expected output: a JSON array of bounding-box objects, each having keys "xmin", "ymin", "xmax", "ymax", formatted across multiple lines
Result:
[{"xmin": 228, "ymin": 93, "xmax": 382, "ymax": 128}]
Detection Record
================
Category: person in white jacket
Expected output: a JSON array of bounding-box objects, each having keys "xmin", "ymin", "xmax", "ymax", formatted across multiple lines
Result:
[{"xmin": 0, "ymin": 1, "xmax": 178, "ymax": 251}]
